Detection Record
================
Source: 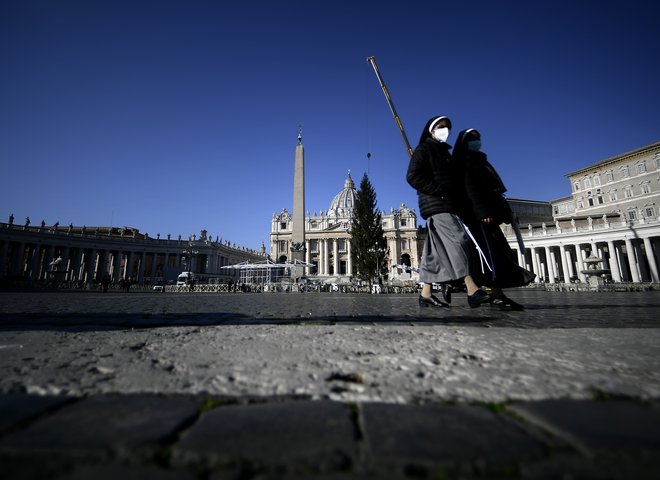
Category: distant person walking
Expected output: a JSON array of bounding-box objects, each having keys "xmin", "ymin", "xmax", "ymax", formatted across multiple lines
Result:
[
  {"xmin": 406, "ymin": 116, "xmax": 491, "ymax": 308},
  {"xmin": 453, "ymin": 128, "xmax": 535, "ymax": 310}
]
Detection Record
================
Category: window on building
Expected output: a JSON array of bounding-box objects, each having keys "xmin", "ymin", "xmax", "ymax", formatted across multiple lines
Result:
[
  {"xmin": 310, "ymin": 221, "xmax": 318, "ymax": 229},
  {"xmin": 337, "ymin": 239, "xmax": 346, "ymax": 252},
  {"xmin": 382, "ymin": 220, "xmax": 388, "ymax": 228},
  {"xmin": 624, "ymin": 186, "xmax": 634, "ymax": 198},
  {"xmin": 641, "ymin": 182, "xmax": 651, "ymax": 194},
  {"xmin": 605, "ymin": 171, "xmax": 614, "ymax": 183},
  {"xmin": 401, "ymin": 239, "xmax": 409, "ymax": 250},
  {"xmin": 588, "ymin": 197, "xmax": 594, "ymax": 207},
  {"xmin": 621, "ymin": 166, "xmax": 630, "ymax": 178},
  {"xmin": 278, "ymin": 240, "xmax": 286, "ymax": 251},
  {"xmin": 593, "ymin": 175, "xmax": 601, "ymax": 186},
  {"xmin": 655, "ymin": 153, "xmax": 660, "ymax": 169},
  {"xmin": 609, "ymin": 190, "xmax": 618, "ymax": 201},
  {"xmin": 597, "ymin": 195, "xmax": 604, "ymax": 205},
  {"xmin": 644, "ymin": 206, "xmax": 655, "ymax": 218},
  {"xmin": 574, "ymin": 181, "xmax": 580, "ymax": 191},
  {"xmin": 628, "ymin": 209, "xmax": 637, "ymax": 220},
  {"xmin": 400, "ymin": 218, "xmax": 407, "ymax": 227},
  {"xmin": 584, "ymin": 177, "xmax": 591, "ymax": 188},
  {"xmin": 577, "ymin": 198, "xmax": 584, "ymax": 209},
  {"xmin": 637, "ymin": 162, "xmax": 647, "ymax": 174},
  {"xmin": 280, "ymin": 221, "xmax": 287, "ymax": 230},
  {"xmin": 310, "ymin": 239, "xmax": 318, "ymax": 253}
]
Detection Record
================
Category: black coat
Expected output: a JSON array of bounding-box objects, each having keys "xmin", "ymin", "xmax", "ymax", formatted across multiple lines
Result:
[
  {"xmin": 462, "ymin": 151, "xmax": 512, "ymax": 225},
  {"xmin": 406, "ymin": 139, "xmax": 465, "ymax": 220}
]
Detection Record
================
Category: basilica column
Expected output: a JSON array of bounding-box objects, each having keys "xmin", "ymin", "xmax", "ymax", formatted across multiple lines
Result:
[
  {"xmin": 643, "ymin": 237, "xmax": 659, "ymax": 282},
  {"xmin": 323, "ymin": 239, "xmax": 329, "ymax": 276},
  {"xmin": 333, "ymin": 239, "xmax": 339, "ymax": 276},
  {"xmin": 624, "ymin": 238, "xmax": 640, "ymax": 282},
  {"xmin": 516, "ymin": 248, "xmax": 524, "ymax": 269},
  {"xmin": 347, "ymin": 240, "xmax": 353, "ymax": 276},
  {"xmin": 305, "ymin": 240, "xmax": 310, "ymax": 264},
  {"xmin": 606, "ymin": 240, "xmax": 622, "ymax": 282}
]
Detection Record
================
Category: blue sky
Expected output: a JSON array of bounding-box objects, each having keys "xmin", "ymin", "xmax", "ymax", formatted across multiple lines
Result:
[{"xmin": 2, "ymin": 0, "xmax": 659, "ymax": 250}]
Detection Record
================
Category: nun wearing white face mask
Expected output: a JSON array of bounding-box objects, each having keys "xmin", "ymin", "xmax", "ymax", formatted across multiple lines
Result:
[
  {"xmin": 454, "ymin": 128, "xmax": 535, "ymax": 310},
  {"xmin": 406, "ymin": 116, "xmax": 492, "ymax": 309}
]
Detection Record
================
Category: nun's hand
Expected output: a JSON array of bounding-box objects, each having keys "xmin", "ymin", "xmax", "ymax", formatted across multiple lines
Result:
[{"xmin": 481, "ymin": 217, "xmax": 493, "ymax": 224}]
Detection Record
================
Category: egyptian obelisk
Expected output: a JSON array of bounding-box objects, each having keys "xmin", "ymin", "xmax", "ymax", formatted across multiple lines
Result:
[{"xmin": 291, "ymin": 126, "xmax": 305, "ymax": 268}]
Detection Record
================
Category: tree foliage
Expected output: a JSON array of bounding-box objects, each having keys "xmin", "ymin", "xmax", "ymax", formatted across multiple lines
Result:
[{"xmin": 350, "ymin": 173, "xmax": 388, "ymax": 282}]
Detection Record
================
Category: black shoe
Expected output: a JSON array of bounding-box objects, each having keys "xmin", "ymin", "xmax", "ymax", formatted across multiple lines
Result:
[
  {"xmin": 419, "ymin": 295, "xmax": 449, "ymax": 308},
  {"xmin": 491, "ymin": 295, "xmax": 524, "ymax": 311},
  {"xmin": 467, "ymin": 289, "xmax": 492, "ymax": 308},
  {"xmin": 438, "ymin": 283, "xmax": 452, "ymax": 304}
]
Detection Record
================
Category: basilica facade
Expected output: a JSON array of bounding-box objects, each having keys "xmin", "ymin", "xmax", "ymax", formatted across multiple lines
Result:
[{"xmin": 270, "ymin": 173, "xmax": 420, "ymax": 283}]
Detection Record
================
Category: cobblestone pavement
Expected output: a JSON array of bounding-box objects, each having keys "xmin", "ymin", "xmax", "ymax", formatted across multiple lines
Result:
[{"xmin": 1, "ymin": 289, "xmax": 659, "ymax": 478}]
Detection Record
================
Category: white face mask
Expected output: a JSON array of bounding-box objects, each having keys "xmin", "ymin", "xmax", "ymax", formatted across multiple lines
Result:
[{"xmin": 432, "ymin": 127, "xmax": 449, "ymax": 143}]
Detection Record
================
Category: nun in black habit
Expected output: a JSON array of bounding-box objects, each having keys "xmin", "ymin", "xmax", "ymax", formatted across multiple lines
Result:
[
  {"xmin": 406, "ymin": 116, "xmax": 492, "ymax": 308},
  {"xmin": 453, "ymin": 128, "xmax": 536, "ymax": 310}
]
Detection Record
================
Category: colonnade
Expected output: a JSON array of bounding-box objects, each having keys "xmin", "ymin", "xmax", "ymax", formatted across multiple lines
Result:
[
  {"xmin": 509, "ymin": 222, "xmax": 660, "ymax": 284},
  {"xmin": 0, "ymin": 224, "xmax": 265, "ymax": 286}
]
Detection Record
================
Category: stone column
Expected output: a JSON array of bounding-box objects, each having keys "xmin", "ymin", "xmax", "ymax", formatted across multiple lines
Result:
[
  {"xmin": 548, "ymin": 248, "xmax": 558, "ymax": 283},
  {"xmin": 98, "ymin": 250, "xmax": 108, "ymax": 279},
  {"xmin": 333, "ymin": 239, "xmax": 339, "ymax": 276},
  {"xmin": 575, "ymin": 243, "xmax": 587, "ymax": 283},
  {"xmin": 634, "ymin": 242, "xmax": 650, "ymax": 281},
  {"xmin": 323, "ymin": 239, "xmax": 329, "ymax": 276},
  {"xmin": 530, "ymin": 247, "xmax": 541, "ymax": 281},
  {"xmin": 72, "ymin": 248, "xmax": 83, "ymax": 282},
  {"xmin": 544, "ymin": 246, "xmax": 555, "ymax": 283},
  {"xmin": 61, "ymin": 246, "xmax": 71, "ymax": 281},
  {"xmin": 112, "ymin": 251, "xmax": 122, "ymax": 281},
  {"xmin": 624, "ymin": 238, "xmax": 640, "ymax": 282},
  {"xmin": 607, "ymin": 240, "xmax": 622, "ymax": 282},
  {"xmin": 138, "ymin": 251, "xmax": 147, "ymax": 284},
  {"xmin": 516, "ymin": 248, "xmax": 524, "ymax": 269},
  {"xmin": 28, "ymin": 244, "xmax": 40, "ymax": 282},
  {"xmin": 85, "ymin": 249, "xmax": 97, "ymax": 285},
  {"xmin": 305, "ymin": 240, "xmax": 310, "ymax": 264},
  {"xmin": 125, "ymin": 252, "xmax": 134, "ymax": 280},
  {"xmin": 559, "ymin": 244, "xmax": 570, "ymax": 283},
  {"xmin": 643, "ymin": 237, "xmax": 659, "ymax": 282}
]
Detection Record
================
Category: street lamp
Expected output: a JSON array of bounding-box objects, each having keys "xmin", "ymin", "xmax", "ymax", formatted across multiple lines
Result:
[
  {"xmin": 181, "ymin": 243, "xmax": 199, "ymax": 276},
  {"xmin": 368, "ymin": 246, "xmax": 388, "ymax": 285}
]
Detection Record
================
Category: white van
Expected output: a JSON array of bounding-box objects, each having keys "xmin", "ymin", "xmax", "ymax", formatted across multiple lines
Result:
[{"xmin": 177, "ymin": 272, "xmax": 193, "ymax": 286}]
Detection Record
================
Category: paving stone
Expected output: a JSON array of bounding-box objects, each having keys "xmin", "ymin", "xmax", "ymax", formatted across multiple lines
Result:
[
  {"xmin": 176, "ymin": 400, "xmax": 357, "ymax": 470},
  {"xmin": 61, "ymin": 463, "xmax": 197, "ymax": 480},
  {"xmin": 0, "ymin": 394, "xmax": 72, "ymax": 433},
  {"xmin": 0, "ymin": 394, "xmax": 200, "ymax": 450},
  {"xmin": 361, "ymin": 403, "xmax": 546, "ymax": 466},
  {"xmin": 510, "ymin": 399, "xmax": 660, "ymax": 453}
]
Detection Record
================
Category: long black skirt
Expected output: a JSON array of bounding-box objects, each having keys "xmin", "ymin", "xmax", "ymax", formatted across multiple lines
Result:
[{"xmin": 468, "ymin": 222, "xmax": 536, "ymax": 288}]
